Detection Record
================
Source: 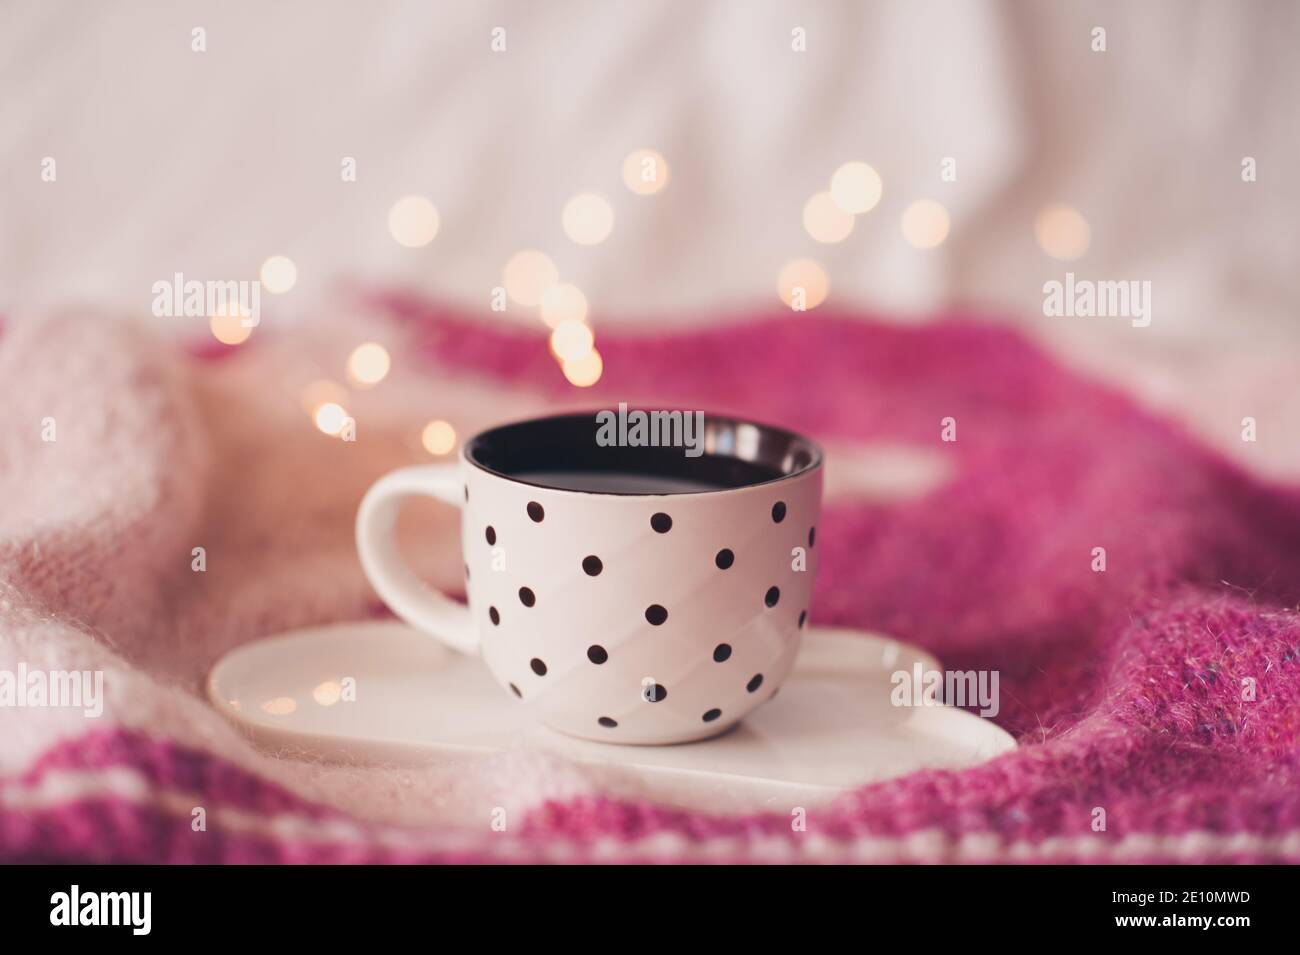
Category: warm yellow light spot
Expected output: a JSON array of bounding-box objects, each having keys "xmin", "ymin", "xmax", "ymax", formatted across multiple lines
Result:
[
  {"xmin": 314, "ymin": 402, "xmax": 349, "ymax": 436},
  {"xmin": 1034, "ymin": 203, "xmax": 1091, "ymax": 260},
  {"xmin": 209, "ymin": 303, "xmax": 254, "ymax": 345},
  {"xmin": 802, "ymin": 191, "xmax": 855, "ymax": 244},
  {"xmin": 347, "ymin": 342, "xmax": 391, "ymax": 386},
  {"xmin": 422, "ymin": 420, "xmax": 457, "ymax": 455},
  {"xmin": 777, "ymin": 258, "xmax": 829, "ymax": 311},
  {"xmin": 261, "ymin": 696, "xmax": 297, "ymax": 716},
  {"xmin": 562, "ymin": 348, "xmax": 603, "ymax": 388},
  {"xmin": 901, "ymin": 199, "xmax": 951, "ymax": 249},
  {"xmin": 622, "ymin": 149, "xmax": 670, "ymax": 195},
  {"xmin": 829, "ymin": 162, "xmax": 883, "ymax": 214},
  {"xmin": 387, "ymin": 195, "xmax": 440, "ymax": 248},
  {"xmin": 550, "ymin": 319, "xmax": 595, "ymax": 362},
  {"xmin": 502, "ymin": 250, "xmax": 559, "ymax": 306},
  {"xmin": 539, "ymin": 283, "xmax": 589, "ymax": 328},
  {"xmin": 259, "ymin": 255, "xmax": 298, "ymax": 294},
  {"xmin": 562, "ymin": 193, "xmax": 615, "ymax": 245},
  {"xmin": 300, "ymin": 379, "xmax": 348, "ymax": 416},
  {"xmin": 312, "ymin": 681, "xmax": 343, "ymax": 706}
]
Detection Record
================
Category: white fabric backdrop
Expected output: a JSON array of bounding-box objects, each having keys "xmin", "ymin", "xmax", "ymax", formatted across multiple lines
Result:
[{"xmin": 2, "ymin": 0, "xmax": 1297, "ymax": 469}]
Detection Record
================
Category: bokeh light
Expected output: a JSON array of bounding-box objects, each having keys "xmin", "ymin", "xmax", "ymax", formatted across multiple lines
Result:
[
  {"xmin": 502, "ymin": 250, "xmax": 559, "ymax": 306},
  {"xmin": 422, "ymin": 419, "xmax": 457, "ymax": 455},
  {"xmin": 347, "ymin": 342, "xmax": 391, "ymax": 386},
  {"xmin": 562, "ymin": 348, "xmax": 603, "ymax": 387},
  {"xmin": 777, "ymin": 258, "xmax": 829, "ymax": 311},
  {"xmin": 803, "ymin": 191, "xmax": 855, "ymax": 243},
  {"xmin": 550, "ymin": 319, "xmax": 595, "ymax": 362},
  {"xmin": 562, "ymin": 193, "xmax": 615, "ymax": 245},
  {"xmin": 539, "ymin": 283, "xmax": 589, "ymax": 328},
  {"xmin": 387, "ymin": 195, "xmax": 440, "ymax": 247},
  {"xmin": 259, "ymin": 255, "xmax": 298, "ymax": 294},
  {"xmin": 900, "ymin": 199, "xmax": 951, "ymax": 249},
  {"xmin": 209, "ymin": 303, "xmax": 254, "ymax": 345},
  {"xmin": 1035, "ymin": 203, "xmax": 1091, "ymax": 260},
  {"xmin": 830, "ymin": 162, "xmax": 883, "ymax": 214},
  {"xmin": 312, "ymin": 681, "xmax": 342, "ymax": 706},
  {"xmin": 622, "ymin": 149, "xmax": 670, "ymax": 195},
  {"xmin": 314, "ymin": 402, "xmax": 349, "ymax": 435},
  {"xmin": 261, "ymin": 697, "xmax": 297, "ymax": 716}
]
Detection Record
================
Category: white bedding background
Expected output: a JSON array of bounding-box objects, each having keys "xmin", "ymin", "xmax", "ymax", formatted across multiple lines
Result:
[{"xmin": 2, "ymin": 0, "xmax": 1298, "ymax": 471}]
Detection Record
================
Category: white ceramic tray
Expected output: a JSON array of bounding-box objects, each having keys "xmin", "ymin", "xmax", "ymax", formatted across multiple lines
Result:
[{"xmin": 208, "ymin": 621, "xmax": 1015, "ymax": 812}]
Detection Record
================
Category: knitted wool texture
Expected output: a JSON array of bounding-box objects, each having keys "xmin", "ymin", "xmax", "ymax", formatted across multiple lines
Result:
[{"xmin": 1, "ymin": 303, "xmax": 1298, "ymax": 863}]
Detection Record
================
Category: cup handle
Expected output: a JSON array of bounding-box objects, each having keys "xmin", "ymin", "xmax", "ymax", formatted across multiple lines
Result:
[{"xmin": 356, "ymin": 464, "xmax": 478, "ymax": 655}]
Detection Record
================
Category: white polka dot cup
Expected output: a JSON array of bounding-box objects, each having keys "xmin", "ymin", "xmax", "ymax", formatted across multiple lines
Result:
[{"xmin": 356, "ymin": 412, "xmax": 823, "ymax": 744}]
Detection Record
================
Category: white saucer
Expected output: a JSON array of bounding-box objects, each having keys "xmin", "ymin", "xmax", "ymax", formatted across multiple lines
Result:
[{"xmin": 207, "ymin": 622, "xmax": 1015, "ymax": 812}]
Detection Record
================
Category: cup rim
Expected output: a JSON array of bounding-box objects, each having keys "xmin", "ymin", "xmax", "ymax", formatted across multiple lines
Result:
[{"xmin": 462, "ymin": 409, "xmax": 824, "ymax": 497}]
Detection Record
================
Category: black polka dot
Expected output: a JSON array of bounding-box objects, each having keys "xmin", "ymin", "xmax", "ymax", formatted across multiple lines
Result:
[
  {"xmin": 509, "ymin": 683, "xmax": 521, "ymax": 698},
  {"xmin": 643, "ymin": 682, "xmax": 668, "ymax": 703},
  {"xmin": 464, "ymin": 563, "xmax": 470, "ymax": 581},
  {"xmin": 464, "ymin": 486, "xmax": 469, "ymax": 502},
  {"xmin": 527, "ymin": 501, "xmax": 544, "ymax": 522},
  {"xmin": 582, "ymin": 555, "xmax": 603, "ymax": 576},
  {"xmin": 798, "ymin": 610, "xmax": 807, "ymax": 629},
  {"xmin": 598, "ymin": 716, "xmax": 618, "ymax": 728},
  {"xmin": 530, "ymin": 658, "xmax": 547, "ymax": 676},
  {"xmin": 771, "ymin": 501, "xmax": 787, "ymax": 523},
  {"xmin": 715, "ymin": 548, "xmax": 734, "ymax": 570},
  {"xmin": 650, "ymin": 512, "xmax": 673, "ymax": 533},
  {"xmin": 519, "ymin": 587, "xmax": 536, "ymax": 607},
  {"xmin": 489, "ymin": 606, "xmax": 500, "ymax": 625},
  {"xmin": 808, "ymin": 526, "xmax": 816, "ymax": 547},
  {"xmin": 645, "ymin": 604, "xmax": 668, "ymax": 626},
  {"xmin": 485, "ymin": 526, "xmax": 496, "ymax": 546},
  {"xmin": 587, "ymin": 645, "xmax": 608, "ymax": 664},
  {"xmin": 702, "ymin": 708, "xmax": 722, "ymax": 722},
  {"xmin": 713, "ymin": 643, "xmax": 732, "ymax": 662},
  {"xmin": 764, "ymin": 586, "xmax": 780, "ymax": 608},
  {"xmin": 747, "ymin": 673, "xmax": 764, "ymax": 693}
]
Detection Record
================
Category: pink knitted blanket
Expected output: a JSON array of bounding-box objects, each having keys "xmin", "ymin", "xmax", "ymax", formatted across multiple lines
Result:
[{"xmin": 2, "ymin": 301, "xmax": 1298, "ymax": 863}]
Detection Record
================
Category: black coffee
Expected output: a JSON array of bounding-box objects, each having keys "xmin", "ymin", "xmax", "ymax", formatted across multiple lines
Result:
[
  {"xmin": 465, "ymin": 412, "xmax": 817, "ymax": 495},
  {"xmin": 511, "ymin": 470, "xmax": 736, "ymax": 495}
]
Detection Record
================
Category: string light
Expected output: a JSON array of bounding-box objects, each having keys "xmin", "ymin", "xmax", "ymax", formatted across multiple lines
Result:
[
  {"xmin": 802, "ymin": 191, "xmax": 855, "ymax": 243},
  {"xmin": 562, "ymin": 348, "xmax": 603, "ymax": 387},
  {"xmin": 387, "ymin": 195, "xmax": 440, "ymax": 247},
  {"xmin": 622, "ymin": 149, "xmax": 670, "ymax": 195},
  {"xmin": 539, "ymin": 283, "xmax": 589, "ymax": 328},
  {"xmin": 259, "ymin": 255, "xmax": 297, "ymax": 294},
  {"xmin": 1035, "ymin": 203, "xmax": 1090, "ymax": 260},
  {"xmin": 347, "ymin": 342, "xmax": 391, "ymax": 386},
  {"xmin": 422, "ymin": 420, "xmax": 457, "ymax": 455},
  {"xmin": 502, "ymin": 250, "xmax": 559, "ymax": 306},
  {"xmin": 209, "ymin": 303, "xmax": 254, "ymax": 345},
  {"xmin": 562, "ymin": 193, "xmax": 614, "ymax": 245},
  {"xmin": 550, "ymin": 319, "xmax": 595, "ymax": 362},
  {"xmin": 829, "ymin": 162, "xmax": 883, "ymax": 214},
  {"xmin": 900, "ymin": 199, "xmax": 950, "ymax": 249},
  {"xmin": 777, "ymin": 258, "xmax": 829, "ymax": 311}
]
